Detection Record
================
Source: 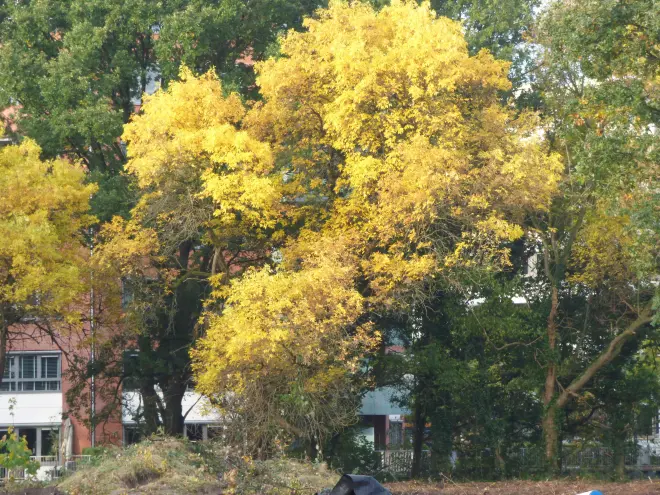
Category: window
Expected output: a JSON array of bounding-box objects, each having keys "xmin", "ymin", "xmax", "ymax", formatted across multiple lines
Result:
[
  {"xmin": 41, "ymin": 357, "xmax": 58, "ymax": 379},
  {"xmin": 0, "ymin": 353, "xmax": 61, "ymax": 392},
  {"xmin": 122, "ymin": 351, "xmax": 140, "ymax": 391},
  {"xmin": 124, "ymin": 426, "xmax": 143, "ymax": 446},
  {"xmin": 388, "ymin": 421, "xmax": 403, "ymax": 447},
  {"xmin": 207, "ymin": 425, "xmax": 223, "ymax": 441},
  {"xmin": 185, "ymin": 424, "xmax": 204, "ymax": 441},
  {"xmin": 121, "ymin": 278, "xmax": 134, "ymax": 310},
  {"xmin": 41, "ymin": 428, "xmax": 59, "ymax": 457},
  {"xmin": 20, "ymin": 355, "xmax": 36, "ymax": 379},
  {"xmin": 0, "ymin": 357, "xmax": 15, "ymax": 391}
]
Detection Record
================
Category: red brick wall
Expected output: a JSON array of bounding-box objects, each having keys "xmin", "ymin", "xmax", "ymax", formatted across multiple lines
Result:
[{"xmin": 6, "ymin": 322, "xmax": 123, "ymax": 453}]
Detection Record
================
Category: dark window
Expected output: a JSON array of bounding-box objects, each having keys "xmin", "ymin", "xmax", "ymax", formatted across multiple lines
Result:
[
  {"xmin": 0, "ymin": 431, "xmax": 7, "ymax": 453},
  {"xmin": 186, "ymin": 424, "xmax": 204, "ymax": 441},
  {"xmin": 41, "ymin": 429, "xmax": 58, "ymax": 457},
  {"xmin": 41, "ymin": 357, "xmax": 58, "ymax": 378},
  {"xmin": 3, "ymin": 357, "xmax": 14, "ymax": 380},
  {"xmin": 207, "ymin": 426, "xmax": 223, "ymax": 441},
  {"xmin": 122, "ymin": 351, "xmax": 140, "ymax": 391},
  {"xmin": 388, "ymin": 422, "xmax": 403, "ymax": 446},
  {"xmin": 0, "ymin": 354, "xmax": 61, "ymax": 393},
  {"xmin": 124, "ymin": 426, "xmax": 142, "ymax": 446},
  {"xmin": 20, "ymin": 356, "xmax": 36, "ymax": 379},
  {"xmin": 19, "ymin": 428, "xmax": 37, "ymax": 455},
  {"xmin": 0, "ymin": 382, "xmax": 15, "ymax": 392}
]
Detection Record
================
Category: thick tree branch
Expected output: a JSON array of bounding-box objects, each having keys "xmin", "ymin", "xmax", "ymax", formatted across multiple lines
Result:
[{"xmin": 556, "ymin": 307, "xmax": 654, "ymax": 408}]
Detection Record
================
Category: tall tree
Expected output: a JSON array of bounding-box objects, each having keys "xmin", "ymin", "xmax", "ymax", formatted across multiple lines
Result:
[
  {"xmin": 530, "ymin": 0, "xmax": 660, "ymax": 470},
  {"xmin": 194, "ymin": 0, "xmax": 561, "ymax": 458},
  {"xmin": 83, "ymin": 68, "xmax": 281, "ymax": 436},
  {"xmin": 0, "ymin": 0, "xmax": 322, "ymax": 435},
  {"xmin": 0, "ymin": 0, "xmax": 321, "ymax": 220}
]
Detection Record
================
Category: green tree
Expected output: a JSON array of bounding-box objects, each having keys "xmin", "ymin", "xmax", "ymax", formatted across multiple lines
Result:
[
  {"xmin": 0, "ymin": 427, "xmax": 40, "ymax": 480},
  {"xmin": 527, "ymin": 0, "xmax": 660, "ymax": 471},
  {"xmin": 584, "ymin": 352, "xmax": 660, "ymax": 479},
  {"xmin": 0, "ymin": 0, "xmax": 321, "ymax": 220}
]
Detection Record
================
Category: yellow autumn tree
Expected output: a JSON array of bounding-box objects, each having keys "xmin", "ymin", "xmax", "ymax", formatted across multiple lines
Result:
[
  {"xmin": 193, "ymin": 0, "xmax": 562, "ymax": 454},
  {"xmin": 100, "ymin": 67, "xmax": 285, "ymax": 436},
  {"xmin": 117, "ymin": 65, "xmax": 377, "ymax": 442},
  {"xmin": 122, "ymin": 67, "xmax": 280, "ymax": 257},
  {"xmin": 245, "ymin": 0, "xmax": 562, "ymax": 306},
  {"xmin": 0, "ymin": 139, "xmax": 96, "ymax": 386},
  {"xmin": 193, "ymin": 243, "xmax": 378, "ymax": 455}
]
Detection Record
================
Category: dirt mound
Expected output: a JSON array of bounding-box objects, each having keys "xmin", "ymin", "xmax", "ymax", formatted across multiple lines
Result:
[
  {"xmin": 387, "ymin": 480, "xmax": 660, "ymax": 495},
  {"xmin": 55, "ymin": 437, "xmax": 337, "ymax": 495}
]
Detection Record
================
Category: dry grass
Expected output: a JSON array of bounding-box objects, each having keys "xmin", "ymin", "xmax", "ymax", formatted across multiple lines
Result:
[
  {"xmin": 56, "ymin": 438, "xmax": 220, "ymax": 495},
  {"xmin": 48, "ymin": 439, "xmax": 660, "ymax": 494},
  {"xmin": 54, "ymin": 437, "xmax": 338, "ymax": 495}
]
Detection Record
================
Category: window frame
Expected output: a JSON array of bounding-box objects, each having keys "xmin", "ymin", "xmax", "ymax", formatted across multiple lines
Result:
[{"xmin": 0, "ymin": 352, "xmax": 61, "ymax": 393}]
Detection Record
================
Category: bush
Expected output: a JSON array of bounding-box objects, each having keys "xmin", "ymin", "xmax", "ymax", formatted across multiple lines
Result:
[
  {"xmin": 325, "ymin": 429, "xmax": 381, "ymax": 475},
  {"xmin": 0, "ymin": 427, "xmax": 40, "ymax": 479}
]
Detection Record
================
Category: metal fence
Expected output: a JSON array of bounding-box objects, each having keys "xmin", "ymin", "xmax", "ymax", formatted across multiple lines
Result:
[
  {"xmin": 371, "ymin": 444, "xmax": 660, "ymax": 479},
  {"xmin": 0, "ymin": 454, "xmax": 91, "ymax": 482},
  {"xmin": 375, "ymin": 450, "xmax": 431, "ymax": 476}
]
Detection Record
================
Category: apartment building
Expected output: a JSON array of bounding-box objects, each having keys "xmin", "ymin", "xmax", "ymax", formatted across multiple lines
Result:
[
  {"xmin": 0, "ymin": 324, "xmax": 221, "ymax": 458},
  {"xmin": 0, "ymin": 324, "xmax": 116, "ymax": 458}
]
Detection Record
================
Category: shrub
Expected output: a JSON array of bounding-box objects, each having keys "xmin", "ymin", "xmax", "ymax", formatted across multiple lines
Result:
[{"xmin": 324, "ymin": 429, "xmax": 381, "ymax": 475}]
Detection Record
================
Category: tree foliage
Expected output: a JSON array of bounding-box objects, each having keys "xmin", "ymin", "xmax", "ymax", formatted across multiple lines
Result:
[
  {"xmin": 191, "ymin": 0, "xmax": 561, "ymax": 455},
  {"xmin": 83, "ymin": 67, "xmax": 282, "ymax": 437},
  {"xmin": 0, "ymin": 139, "xmax": 95, "ymax": 388},
  {"xmin": 0, "ymin": 0, "xmax": 321, "ymax": 220},
  {"xmin": 2, "ymin": 0, "xmax": 657, "ymax": 477},
  {"xmin": 526, "ymin": 0, "xmax": 660, "ymax": 471},
  {"xmin": 0, "ymin": 427, "xmax": 40, "ymax": 479}
]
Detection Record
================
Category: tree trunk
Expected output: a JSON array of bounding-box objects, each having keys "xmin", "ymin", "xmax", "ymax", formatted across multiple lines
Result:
[
  {"xmin": 543, "ymin": 286, "xmax": 560, "ymax": 473},
  {"xmin": 136, "ymin": 334, "xmax": 160, "ymax": 435},
  {"xmin": 495, "ymin": 444, "xmax": 506, "ymax": 477},
  {"xmin": 612, "ymin": 432, "xmax": 626, "ymax": 480},
  {"xmin": 0, "ymin": 316, "xmax": 7, "ymax": 389},
  {"xmin": 430, "ymin": 407, "xmax": 454, "ymax": 474},
  {"xmin": 307, "ymin": 436, "xmax": 318, "ymax": 461},
  {"xmin": 542, "ymin": 405, "xmax": 559, "ymax": 473},
  {"xmin": 140, "ymin": 382, "xmax": 160, "ymax": 436},
  {"xmin": 541, "ymin": 293, "xmax": 652, "ymax": 473},
  {"xmin": 163, "ymin": 384, "xmax": 185, "ymax": 436},
  {"xmin": 411, "ymin": 398, "xmax": 426, "ymax": 478}
]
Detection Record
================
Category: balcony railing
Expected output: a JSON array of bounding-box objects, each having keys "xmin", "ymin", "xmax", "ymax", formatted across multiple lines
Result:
[{"xmin": 0, "ymin": 455, "xmax": 91, "ymax": 481}]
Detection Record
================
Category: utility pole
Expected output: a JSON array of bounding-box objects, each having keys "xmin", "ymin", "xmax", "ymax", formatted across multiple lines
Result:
[{"xmin": 89, "ymin": 226, "xmax": 96, "ymax": 448}]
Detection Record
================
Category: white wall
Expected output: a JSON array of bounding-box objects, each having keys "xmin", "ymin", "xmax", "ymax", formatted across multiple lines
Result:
[
  {"xmin": 182, "ymin": 391, "xmax": 221, "ymax": 423},
  {"xmin": 360, "ymin": 387, "xmax": 410, "ymax": 416},
  {"xmin": 123, "ymin": 390, "xmax": 221, "ymax": 424},
  {"xmin": 0, "ymin": 393, "xmax": 62, "ymax": 426}
]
